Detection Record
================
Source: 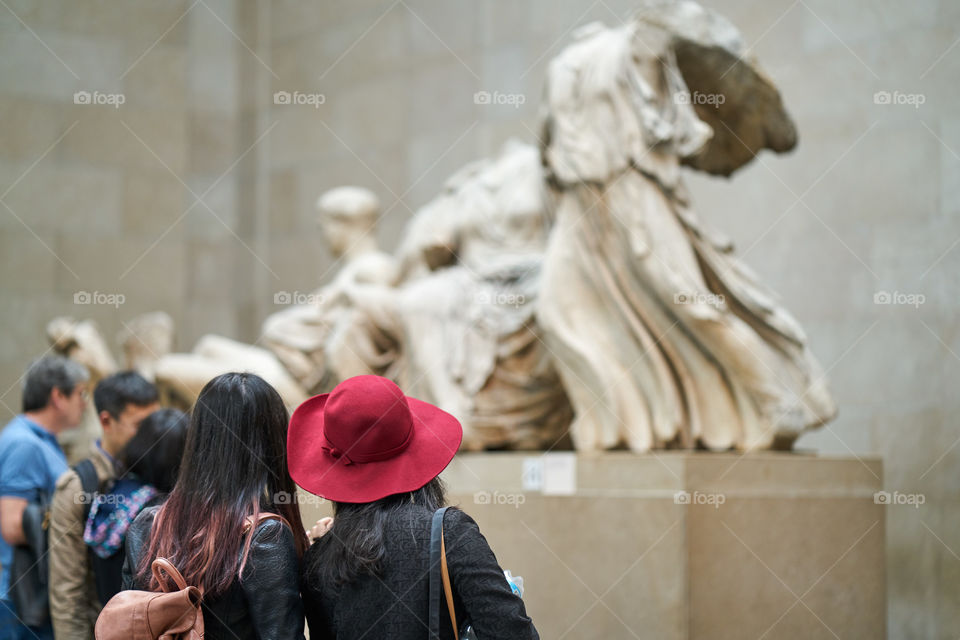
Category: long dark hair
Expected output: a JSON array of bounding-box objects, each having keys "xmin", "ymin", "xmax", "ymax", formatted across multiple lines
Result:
[
  {"xmin": 307, "ymin": 477, "xmax": 447, "ymax": 586},
  {"xmin": 137, "ymin": 372, "xmax": 308, "ymax": 596},
  {"xmin": 121, "ymin": 408, "xmax": 188, "ymax": 493}
]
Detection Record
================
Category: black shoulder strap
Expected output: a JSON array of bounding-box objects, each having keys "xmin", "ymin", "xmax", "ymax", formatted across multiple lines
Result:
[
  {"xmin": 73, "ymin": 458, "xmax": 99, "ymax": 522},
  {"xmin": 429, "ymin": 506, "xmax": 450, "ymax": 640}
]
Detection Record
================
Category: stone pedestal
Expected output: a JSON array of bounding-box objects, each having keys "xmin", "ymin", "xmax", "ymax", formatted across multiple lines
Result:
[{"xmin": 436, "ymin": 451, "xmax": 885, "ymax": 640}]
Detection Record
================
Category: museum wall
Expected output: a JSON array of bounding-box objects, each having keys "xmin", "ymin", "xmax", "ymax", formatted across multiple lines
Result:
[{"xmin": 0, "ymin": 0, "xmax": 957, "ymax": 636}]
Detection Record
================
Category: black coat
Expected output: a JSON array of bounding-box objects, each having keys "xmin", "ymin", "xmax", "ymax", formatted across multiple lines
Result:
[
  {"xmin": 302, "ymin": 506, "xmax": 539, "ymax": 640},
  {"xmin": 121, "ymin": 505, "xmax": 305, "ymax": 640}
]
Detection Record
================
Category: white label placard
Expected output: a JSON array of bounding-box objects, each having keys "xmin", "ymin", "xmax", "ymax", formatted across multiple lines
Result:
[
  {"xmin": 542, "ymin": 453, "xmax": 577, "ymax": 495},
  {"xmin": 522, "ymin": 457, "xmax": 544, "ymax": 491}
]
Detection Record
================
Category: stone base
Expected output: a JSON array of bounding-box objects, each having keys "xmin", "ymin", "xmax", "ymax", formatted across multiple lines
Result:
[{"xmin": 436, "ymin": 451, "xmax": 886, "ymax": 640}]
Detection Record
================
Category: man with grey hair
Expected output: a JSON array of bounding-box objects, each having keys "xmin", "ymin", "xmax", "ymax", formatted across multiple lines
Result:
[{"xmin": 0, "ymin": 355, "xmax": 89, "ymax": 639}]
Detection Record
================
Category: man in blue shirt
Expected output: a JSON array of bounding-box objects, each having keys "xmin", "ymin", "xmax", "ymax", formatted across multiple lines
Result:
[{"xmin": 0, "ymin": 356, "xmax": 89, "ymax": 640}]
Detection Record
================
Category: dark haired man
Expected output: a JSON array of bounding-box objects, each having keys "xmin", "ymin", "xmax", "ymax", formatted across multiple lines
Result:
[
  {"xmin": 0, "ymin": 356, "xmax": 89, "ymax": 639},
  {"xmin": 49, "ymin": 371, "xmax": 158, "ymax": 640}
]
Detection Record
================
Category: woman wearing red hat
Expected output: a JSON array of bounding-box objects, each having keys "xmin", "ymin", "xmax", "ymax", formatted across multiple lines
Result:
[
  {"xmin": 289, "ymin": 374, "xmax": 539, "ymax": 639},
  {"xmin": 120, "ymin": 372, "xmax": 309, "ymax": 639}
]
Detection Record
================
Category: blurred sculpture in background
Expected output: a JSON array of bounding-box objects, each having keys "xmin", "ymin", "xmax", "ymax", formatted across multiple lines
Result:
[
  {"xmin": 47, "ymin": 318, "xmax": 117, "ymax": 386},
  {"xmin": 117, "ymin": 312, "xmax": 173, "ymax": 381},
  {"xmin": 149, "ymin": 335, "xmax": 307, "ymax": 409},
  {"xmin": 262, "ymin": 186, "xmax": 401, "ymax": 394},
  {"xmin": 536, "ymin": 0, "xmax": 836, "ymax": 451},
  {"xmin": 47, "ymin": 0, "xmax": 836, "ymax": 452},
  {"xmin": 47, "ymin": 312, "xmax": 307, "ymax": 410}
]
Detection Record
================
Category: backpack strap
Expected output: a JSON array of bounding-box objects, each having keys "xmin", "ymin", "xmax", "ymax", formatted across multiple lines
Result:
[
  {"xmin": 151, "ymin": 558, "xmax": 190, "ymax": 594},
  {"xmin": 73, "ymin": 459, "xmax": 99, "ymax": 522}
]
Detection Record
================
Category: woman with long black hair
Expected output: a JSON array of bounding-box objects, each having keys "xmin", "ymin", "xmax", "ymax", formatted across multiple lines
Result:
[
  {"xmin": 290, "ymin": 375, "xmax": 539, "ymax": 640},
  {"xmin": 121, "ymin": 372, "xmax": 308, "ymax": 639}
]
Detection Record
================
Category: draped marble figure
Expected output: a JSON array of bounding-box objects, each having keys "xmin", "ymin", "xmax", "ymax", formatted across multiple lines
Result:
[{"xmin": 536, "ymin": 1, "xmax": 836, "ymax": 451}]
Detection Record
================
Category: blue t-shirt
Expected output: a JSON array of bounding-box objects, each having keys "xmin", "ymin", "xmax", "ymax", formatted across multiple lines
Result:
[{"xmin": 0, "ymin": 415, "xmax": 68, "ymax": 601}]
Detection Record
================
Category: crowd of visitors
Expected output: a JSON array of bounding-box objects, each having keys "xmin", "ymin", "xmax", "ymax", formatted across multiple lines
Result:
[{"xmin": 0, "ymin": 357, "xmax": 538, "ymax": 640}]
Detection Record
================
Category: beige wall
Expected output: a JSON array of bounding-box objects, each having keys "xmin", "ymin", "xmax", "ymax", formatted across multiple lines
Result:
[
  {"xmin": 0, "ymin": 1, "xmax": 956, "ymax": 636},
  {"xmin": 0, "ymin": 0, "xmax": 255, "ymax": 377}
]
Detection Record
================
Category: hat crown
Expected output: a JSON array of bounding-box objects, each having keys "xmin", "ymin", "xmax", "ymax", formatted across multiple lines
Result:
[
  {"xmin": 322, "ymin": 376, "xmax": 414, "ymax": 463},
  {"xmin": 287, "ymin": 374, "xmax": 464, "ymax": 502}
]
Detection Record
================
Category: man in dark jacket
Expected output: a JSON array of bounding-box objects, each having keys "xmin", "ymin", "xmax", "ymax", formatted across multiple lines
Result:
[{"xmin": 49, "ymin": 371, "xmax": 158, "ymax": 640}]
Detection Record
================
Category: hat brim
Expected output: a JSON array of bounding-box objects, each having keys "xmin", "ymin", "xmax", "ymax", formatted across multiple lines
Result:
[{"xmin": 287, "ymin": 393, "xmax": 463, "ymax": 503}]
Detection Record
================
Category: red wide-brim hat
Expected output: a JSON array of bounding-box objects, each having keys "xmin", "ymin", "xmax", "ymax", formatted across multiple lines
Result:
[{"xmin": 287, "ymin": 375, "xmax": 463, "ymax": 503}]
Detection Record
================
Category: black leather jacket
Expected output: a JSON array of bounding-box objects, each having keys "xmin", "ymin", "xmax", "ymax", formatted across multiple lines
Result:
[{"xmin": 121, "ymin": 505, "xmax": 305, "ymax": 640}]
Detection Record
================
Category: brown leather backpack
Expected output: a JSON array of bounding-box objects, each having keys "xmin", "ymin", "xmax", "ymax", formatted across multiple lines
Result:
[
  {"xmin": 95, "ymin": 512, "xmax": 290, "ymax": 640},
  {"xmin": 95, "ymin": 557, "xmax": 203, "ymax": 640}
]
